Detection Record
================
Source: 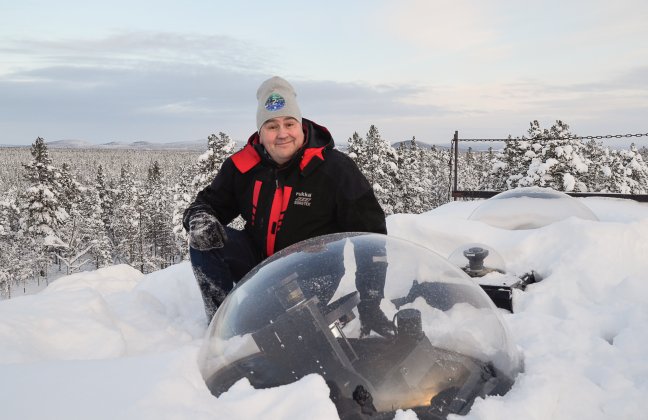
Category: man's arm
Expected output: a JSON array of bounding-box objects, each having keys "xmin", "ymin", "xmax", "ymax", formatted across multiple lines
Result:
[{"xmin": 183, "ymin": 159, "xmax": 240, "ymax": 231}]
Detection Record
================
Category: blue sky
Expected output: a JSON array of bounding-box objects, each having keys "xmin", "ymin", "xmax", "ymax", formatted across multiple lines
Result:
[{"xmin": 1, "ymin": 0, "xmax": 647, "ymax": 146}]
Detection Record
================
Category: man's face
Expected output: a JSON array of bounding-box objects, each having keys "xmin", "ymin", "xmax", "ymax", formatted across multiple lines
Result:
[{"xmin": 259, "ymin": 116, "xmax": 305, "ymax": 165}]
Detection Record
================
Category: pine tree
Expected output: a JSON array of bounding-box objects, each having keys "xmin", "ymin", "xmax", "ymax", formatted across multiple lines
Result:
[
  {"xmin": 172, "ymin": 132, "xmax": 241, "ymax": 239},
  {"xmin": 171, "ymin": 166, "xmax": 195, "ymax": 256},
  {"xmin": 20, "ymin": 137, "xmax": 68, "ymax": 238},
  {"xmin": 0, "ymin": 194, "xmax": 32, "ymax": 298},
  {"xmin": 143, "ymin": 161, "xmax": 176, "ymax": 271},
  {"xmin": 424, "ymin": 145, "xmax": 452, "ymax": 209},
  {"xmin": 489, "ymin": 121, "xmax": 590, "ymax": 192},
  {"xmin": 19, "ymin": 137, "xmax": 68, "ymax": 278},
  {"xmin": 582, "ymin": 139, "xmax": 611, "ymax": 192},
  {"xmin": 55, "ymin": 167, "xmax": 97, "ymax": 274},
  {"xmin": 95, "ymin": 165, "xmax": 114, "ymax": 242},
  {"xmin": 355, "ymin": 125, "xmax": 400, "ymax": 215},
  {"xmin": 191, "ymin": 133, "xmax": 237, "ymax": 192},
  {"xmin": 347, "ymin": 132, "xmax": 369, "ymax": 168},
  {"xmin": 112, "ymin": 165, "xmax": 140, "ymax": 267},
  {"xmin": 395, "ymin": 138, "xmax": 426, "ymax": 213},
  {"xmin": 610, "ymin": 144, "xmax": 648, "ymax": 194},
  {"xmin": 0, "ymin": 195, "xmax": 17, "ymax": 297},
  {"xmin": 58, "ymin": 163, "xmax": 81, "ymax": 215},
  {"xmin": 82, "ymin": 186, "xmax": 113, "ymax": 268}
]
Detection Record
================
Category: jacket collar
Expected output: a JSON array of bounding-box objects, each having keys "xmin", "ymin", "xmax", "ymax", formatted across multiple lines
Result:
[{"xmin": 231, "ymin": 118, "xmax": 334, "ymax": 174}]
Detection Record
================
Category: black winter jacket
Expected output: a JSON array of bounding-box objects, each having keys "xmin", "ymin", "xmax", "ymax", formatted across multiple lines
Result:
[{"xmin": 183, "ymin": 119, "xmax": 387, "ymax": 258}]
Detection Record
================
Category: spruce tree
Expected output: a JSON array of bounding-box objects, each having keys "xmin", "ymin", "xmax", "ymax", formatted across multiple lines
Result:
[
  {"xmin": 19, "ymin": 137, "xmax": 68, "ymax": 278},
  {"xmin": 20, "ymin": 137, "xmax": 68, "ymax": 238},
  {"xmin": 112, "ymin": 165, "xmax": 140, "ymax": 267},
  {"xmin": 490, "ymin": 121, "xmax": 590, "ymax": 192},
  {"xmin": 95, "ymin": 165, "xmax": 115, "ymax": 242},
  {"xmin": 192, "ymin": 132, "xmax": 237, "ymax": 191},
  {"xmin": 82, "ymin": 185, "xmax": 113, "ymax": 268},
  {"xmin": 358, "ymin": 125, "xmax": 400, "ymax": 215},
  {"xmin": 143, "ymin": 161, "xmax": 176, "ymax": 271},
  {"xmin": 395, "ymin": 138, "xmax": 425, "ymax": 213}
]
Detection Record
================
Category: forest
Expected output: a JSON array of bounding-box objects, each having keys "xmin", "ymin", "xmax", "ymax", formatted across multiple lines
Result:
[{"xmin": 1, "ymin": 120, "xmax": 648, "ymax": 298}]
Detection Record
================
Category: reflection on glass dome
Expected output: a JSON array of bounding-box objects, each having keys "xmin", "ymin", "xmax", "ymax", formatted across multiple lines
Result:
[
  {"xmin": 468, "ymin": 187, "xmax": 599, "ymax": 230},
  {"xmin": 198, "ymin": 233, "xmax": 522, "ymax": 419}
]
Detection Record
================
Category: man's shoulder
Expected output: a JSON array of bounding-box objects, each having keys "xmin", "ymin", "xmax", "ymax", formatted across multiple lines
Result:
[
  {"xmin": 231, "ymin": 145, "xmax": 261, "ymax": 173},
  {"xmin": 319, "ymin": 149, "xmax": 366, "ymax": 181},
  {"xmin": 324, "ymin": 148, "xmax": 359, "ymax": 167}
]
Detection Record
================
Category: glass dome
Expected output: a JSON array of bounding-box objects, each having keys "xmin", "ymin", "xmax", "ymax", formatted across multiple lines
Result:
[
  {"xmin": 198, "ymin": 233, "xmax": 522, "ymax": 419},
  {"xmin": 468, "ymin": 187, "xmax": 599, "ymax": 230}
]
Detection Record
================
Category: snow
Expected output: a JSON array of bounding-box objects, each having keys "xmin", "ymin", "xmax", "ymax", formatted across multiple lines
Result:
[{"xmin": 2, "ymin": 197, "xmax": 648, "ymax": 419}]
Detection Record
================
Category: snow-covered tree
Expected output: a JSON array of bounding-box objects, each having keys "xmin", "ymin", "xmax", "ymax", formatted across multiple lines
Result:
[
  {"xmin": 349, "ymin": 126, "xmax": 400, "ymax": 215},
  {"xmin": 143, "ymin": 161, "xmax": 177, "ymax": 271},
  {"xmin": 57, "ymin": 163, "xmax": 82, "ymax": 215},
  {"xmin": 395, "ymin": 138, "xmax": 423, "ymax": 213},
  {"xmin": 0, "ymin": 192, "xmax": 28, "ymax": 297},
  {"xmin": 112, "ymin": 165, "xmax": 141, "ymax": 267},
  {"xmin": 82, "ymin": 186, "xmax": 113, "ymax": 269},
  {"xmin": 20, "ymin": 137, "xmax": 68, "ymax": 239},
  {"xmin": 55, "ymin": 166, "xmax": 92, "ymax": 274},
  {"xmin": 424, "ymin": 145, "xmax": 452, "ymax": 209},
  {"xmin": 55, "ymin": 184, "xmax": 109, "ymax": 275},
  {"xmin": 487, "ymin": 121, "xmax": 590, "ymax": 192},
  {"xmin": 347, "ymin": 132, "xmax": 369, "ymax": 168},
  {"xmin": 603, "ymin": 144, "xmax": 648, "ymax": 194},
  {"xmin": 171, "ymin": 166, "xmax": 195, "ymax": 257},
  {"xmin": 95, "ymin": 165, "xmax": 114, "ymax": 242},
  {"xmin": 172, "ymin": 132, "xmax": 240, "ymax": 246},
  {"xmin": 18, "ymin": 137, "xmax": 69, "ymax": 278},
  {"xmin": 192, "ymin": 132, "xmax": 237, "ymax": 191}
]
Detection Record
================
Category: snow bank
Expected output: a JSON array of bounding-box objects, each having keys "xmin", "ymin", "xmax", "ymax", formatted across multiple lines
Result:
[{"xmin": 1, "ymin": 197, "xmax": 647, "ymax": 419}]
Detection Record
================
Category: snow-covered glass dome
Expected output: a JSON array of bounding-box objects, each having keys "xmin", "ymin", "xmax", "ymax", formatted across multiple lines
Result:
[
  {"xmin": 468, "ymin": 187, "xmax": 598, "ymax": 229},
  {"xmin": 199, "ymin": 233, "xmax": 522, "ymax": 418}
]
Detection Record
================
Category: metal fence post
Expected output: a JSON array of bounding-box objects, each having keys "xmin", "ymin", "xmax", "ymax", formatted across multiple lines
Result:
[{"xmin": 453, "ymin": 131, "xmax": 459, "ymax": 200}]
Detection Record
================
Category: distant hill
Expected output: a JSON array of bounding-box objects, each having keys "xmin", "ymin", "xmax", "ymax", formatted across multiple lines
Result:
[
  {"xmin": 391, "ymin": 140, "xmax": 497, "ymax": 152},
  {"xmin": 7, "ymin": 138, "xmax": 247, "ymax": 151},
  {"xmin": 4, "ymin": 138, "xmax": 494, "ymax": 152},
  {"xmin": 95, "ymin": 139, "xmax": 210, "ymax": 151},
  {"xmin": 392, "ymin": 140, "xmax": 445, "ymax": 150}
]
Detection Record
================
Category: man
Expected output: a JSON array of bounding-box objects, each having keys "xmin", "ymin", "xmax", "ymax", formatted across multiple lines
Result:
[{"xmin": 183, "ymin": 76, "xmax": 392, "ymax": 336}]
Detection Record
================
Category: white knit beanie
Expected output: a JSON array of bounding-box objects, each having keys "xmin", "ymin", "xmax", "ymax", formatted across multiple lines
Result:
[{"xmin": 256, "ymin": 76, "xmax": 302, "ymax": 131}]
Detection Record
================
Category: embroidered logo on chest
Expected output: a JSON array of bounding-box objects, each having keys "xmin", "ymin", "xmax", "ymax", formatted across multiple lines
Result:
[{"xmin": 294, "ymin": 191, "xmax": 312, "ymax": 207}]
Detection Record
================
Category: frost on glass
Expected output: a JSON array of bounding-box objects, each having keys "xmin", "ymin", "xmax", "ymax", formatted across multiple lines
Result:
[
  {"xmin": 198, "ymin": 233, "xmax": 522, "ymax": 418},
  {"xmin": 468, "ymin": 187, "xmax": 599, "ymax": 229}
]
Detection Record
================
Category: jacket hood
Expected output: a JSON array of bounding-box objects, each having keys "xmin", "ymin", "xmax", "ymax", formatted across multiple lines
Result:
[{"xmin": 244, "ymin": 118, "xmax": 334, "ymax": 149}]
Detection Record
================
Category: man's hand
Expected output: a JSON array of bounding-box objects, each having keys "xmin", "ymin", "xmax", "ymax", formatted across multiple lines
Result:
[
  {"xmin": 357, "ymin": 298, "xmax": 395, "ymax": 338},
  {"xmin": 188, "ymin": 211, "xmax": 227, "ymax": 251}
]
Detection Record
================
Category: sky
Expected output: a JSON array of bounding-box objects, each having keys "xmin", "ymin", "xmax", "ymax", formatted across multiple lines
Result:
[
  {"xmin": 1, "ymin": 0, "xmax": 648, "ymax": 146},
  {"xmin": 1, "ymin": 193, "xmax": 647, "ymax": 419}
]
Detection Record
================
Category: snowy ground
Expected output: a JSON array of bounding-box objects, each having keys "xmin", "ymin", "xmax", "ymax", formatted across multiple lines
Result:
[{"xmin": 1, "ymin": 196, "xmax": 647, "ymax": 419}]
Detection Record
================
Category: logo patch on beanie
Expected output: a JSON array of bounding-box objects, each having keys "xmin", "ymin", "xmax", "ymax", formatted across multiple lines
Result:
[{"xmin": 265, "ymin": 93, "xmax": 285, "ymax": 111}]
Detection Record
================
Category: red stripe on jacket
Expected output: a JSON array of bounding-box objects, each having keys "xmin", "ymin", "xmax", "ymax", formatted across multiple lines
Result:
[{"xmin": 266, "ymin": 185, "xmax": 293, "ymax": 256}]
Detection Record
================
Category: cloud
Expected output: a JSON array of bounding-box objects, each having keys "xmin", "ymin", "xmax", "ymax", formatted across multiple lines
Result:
[
  {"xmin": 0, "ymin": 31, "xmax": 273, "ymax": 74},
  {"xmin": 1, "ymin": 28, "xmax": 646, "ymax": 146},
  {"xmin": 2, "ymin": 61, "xmax": 646, "ymax": 146},
  {"xmin": 375, "ymin": 0, "xmax": 500, "ymax": 52}
]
